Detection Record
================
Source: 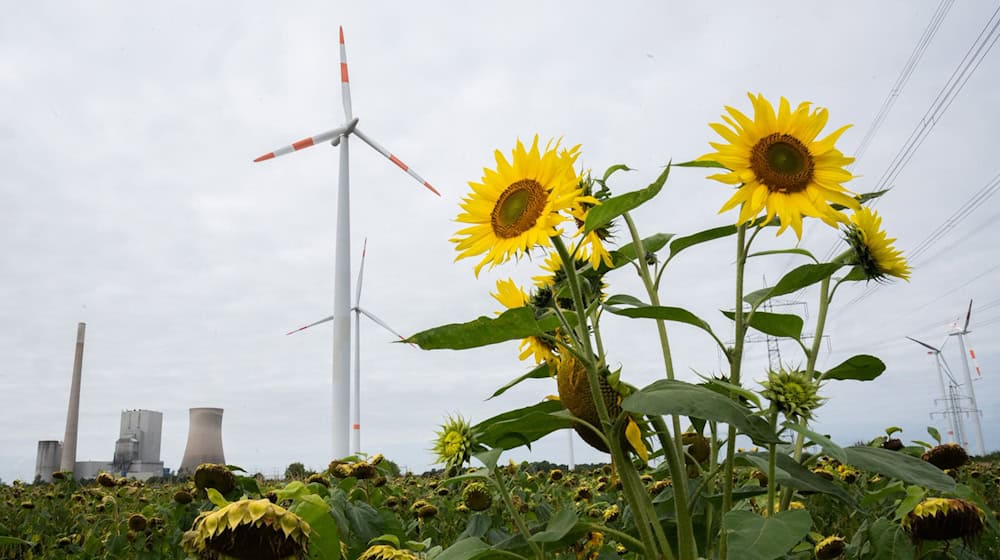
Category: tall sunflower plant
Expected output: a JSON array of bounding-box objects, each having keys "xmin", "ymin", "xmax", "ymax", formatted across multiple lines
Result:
[{"xmin": 406, "ymin": 94, "xmax": 965, "ymax": 560}]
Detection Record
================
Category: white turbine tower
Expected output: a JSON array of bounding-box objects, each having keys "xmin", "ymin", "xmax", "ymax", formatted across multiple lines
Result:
[
  {"xmin": 949, "ymin": 300, "xmax": 985, "ymax": 456},
  {"xmin": 907, "ymin": 336, "xmax": 967, "ymax": 447},
  {"xmin": 286, "ymin": 240, "xmax": 410, "ymax": 455},
  {"xmin": 256, "ymin": 27, "xmax": 439, "ymax": 458}
]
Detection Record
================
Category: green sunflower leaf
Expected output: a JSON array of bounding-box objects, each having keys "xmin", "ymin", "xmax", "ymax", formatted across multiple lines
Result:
[
  {"xmin": 433, "ymin": 538, "xmax": 493, "ymax": 560},
  {"xmin": 583, "ymin": 164, "xmax": 671, "ymax": 234},
  {"xmin": 843, "ymin": 446, "xmax": 956, "ymax": 492},
  {"xmin": 489, "ymin": 363, "xmax": 550, "ymax": 400},
  {"xmin": 821, "ymin": 355, "xmax": 885, "ymax": 381},
  {"xmin": 675, "ymin": 159, "xmax": 727, "ymax": 168},
  {"xmin": 609, "ymin": 233, "xmax": 675, "ymax": 268},
  {"xmin": 291, "ymin": 496, "xmax": 340, "ymax": 560},
  {"xmin": 623, "ymin": 380, "xmax": 781, "ymax": 445},
  {"xmin": 668, "ymin": 224, "xmax": 739, "ymax": 260},
  {"xmin": 724, "ymin": 509, "xmax": 813, "ymax": 560},
  {"xmin": 721, "ymin": 310, "xmax": 803, "ymax": 339},
  {"xmin": 606, "ymin": 300, "xmax": 718, "ymax": 338},
  {"xmin": 601, "ymin": 163, "xmax": 632, "ymax": 184},
  {"xmin": 528, "ymin": 508, "xmax": 578, "ymax": 542},
  {"xmin": 746, "ymin": 248, "xmax": 818, "ymax": 263},
  {"xmin": 781, "ymin": 422, "xmax": 847, "ymax": 464},
  {"xmin": 473, "ymin": 400, "xmax": 572, "ymax": 452},
  {"xmin": 840, "ymin": 265, "xmax": 868, "ymax": 282},
  {"xmin": 736, "ymin": 452, "xmax": 856, "ymax": 506},
  {"xmin": 744, "ymin": 263, "xmax": 843, "ymax": 308},
  {"xmin": 405, "ymin": 307, "xmax": 543, "ymax": 350},
  {"xmin": 832, "ymin": 189, "xmax": 889, "ymax": 211}
]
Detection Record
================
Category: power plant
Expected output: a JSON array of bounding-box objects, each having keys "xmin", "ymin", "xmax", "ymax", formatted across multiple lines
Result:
[
  {"xmin": 179, "ymin": 408, "xmax": 226, "ymax": 474},
  {"xmin": 33, "ymin": 323, "xmax": 227, "ymax": 482}
]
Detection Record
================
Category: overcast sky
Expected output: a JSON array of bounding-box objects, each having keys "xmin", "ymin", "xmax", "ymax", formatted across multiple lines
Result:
[{"xmin": 2, "ymin": 2, "xmax": 999, "ymax": 483}]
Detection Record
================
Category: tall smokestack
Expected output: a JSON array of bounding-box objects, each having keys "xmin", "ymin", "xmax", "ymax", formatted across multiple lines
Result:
[
  {"xmin": 59, "ymin": 322, "xmax": 86, "ymax": 474},
  {"xmin": 179, "ymin": 408, "xmax": 226, "ymax": 473}
]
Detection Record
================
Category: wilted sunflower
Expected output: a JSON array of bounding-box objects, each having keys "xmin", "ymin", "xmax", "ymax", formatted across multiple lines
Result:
[
  {"xmin": 902, "ymin": 497, "xmax": 985, "ymax": 547},
  {"xmin": 432, "ymin": 414, "xmax": 480, "ymax": 475},
  {"xmin": 922, "ymin": 443, "xmax": 969, "ymax": 470},
  {"xmin": 358, "ymin": 544, "xmax": 420, "ymax": 560},
  {"xmin": 181, "ymin": 498, "xmax": 310, "ymax": 560},
  {"xmin": 814, "ymin": 535, "xmax": 846, "ymax": 559},
  {"xmin": 701, "ymin": 93, "xmax": 859, "ymax": 237},
  {"xmin": 492, "ymin": 278, "xmax": 559, "ymax": 364},
  {"xmin": 452, "ymin": 136, "xmax": 588, "ymax": 275},
  {"xmin": 194, "ymin": 463, "xmax": 236, "ymax": 495},
  {"xmin": 843, "ymin": 207, "xmax": 911, "ymax": 282},
  {"xmin": 462, "ymin": 481, "xmax": 493, "ymax": 512}
]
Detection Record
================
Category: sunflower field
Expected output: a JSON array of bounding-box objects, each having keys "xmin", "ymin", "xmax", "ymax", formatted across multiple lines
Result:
[{"xmin": 5, "ymin": 94, "xmax": 999, "ymax": 559}]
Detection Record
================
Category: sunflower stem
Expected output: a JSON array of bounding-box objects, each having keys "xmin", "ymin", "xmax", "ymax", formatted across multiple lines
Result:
[
  {"xmin": 766, "ymin": 406, "xmax": 779, "ymax": 516},
  {"xmin": 623, "ymin": 211, "xmax": 698, "ymax": 560},
  {"xmin": 492, "ymin": 464, "xmax": 544, "ymax": 560},
  {"xmin": 552, "ymin": 235, "xmax": 668, "ymax": 559},
  {"xmin": 720, "ymin": 224, "xmax": 749, "ymax": 560},
  {"xmin": 781, "ymin": 273, "xmax": 831, "ymax": 511}
]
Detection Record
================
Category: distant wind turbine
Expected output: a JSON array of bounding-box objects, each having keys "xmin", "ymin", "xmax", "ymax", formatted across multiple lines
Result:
[
  {"xmin": 948, "ymin": 300, "xmax": 985, "ymax": 455},
  {"xmin": 907, "ymin": 336, "xmax": 966, "ymax": 447},
  {"xmin": 286, "ymin": 240, "xmax": 410, "ymax": 455},
  {"xmin": 255, "ymin": 27, "xmax": 439, "ymax": 458}
]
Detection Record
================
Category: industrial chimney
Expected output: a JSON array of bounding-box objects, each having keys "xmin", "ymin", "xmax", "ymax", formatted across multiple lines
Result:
[
  {"xmin": 59, "ymin": 323, "xmax": 86, "ymax": 474},
  {"xmin": 179, "ymin": 408, "xmax": 226, "ymax": 473}
]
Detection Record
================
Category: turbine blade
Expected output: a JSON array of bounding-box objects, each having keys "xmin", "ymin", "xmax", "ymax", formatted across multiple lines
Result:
[
  {"xmin": 254, "ymin": 125, "xmax": 353, "ymax": 162},
  {"xmin": 339, "ymin": 26, "xmax": 353, "ymax": 120},
  {"xmin": 356, "ymin": 307, "xmax": 409, "ymax": 342},
  {"xmin": 906, "ymin": 336, "xmax": 940, "ymax": 353},
  {"xmin": 964, "ymin": 299, "xmax": 973, "ymax": 332},
  {"xmin": 285, "ymin": 315, "xmax": 335, "ymax": 335},
  {"xmin": 352, "ymin": 127, "xmax": 441, "ymax": 196},
  {"xmin": 354, "ymin": 238, "xmax": 368, "ymax": 308}
]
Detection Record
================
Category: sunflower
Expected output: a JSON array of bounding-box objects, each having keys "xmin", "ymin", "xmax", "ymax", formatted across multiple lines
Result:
[
  {"xmin": 814, "ymin": 535, "xmax": 846, "ymax": 559},
  {"xmin": 180, "ymin": 499, "xmax": 311, "ymax": 560},
  {"xmin": 569, "ymin": 175, "xmax": 614, "ymax": 270},
  {"xmin": 701, "ymin": 93, "xmax": 860, "ymax": 237},
  {"xmin": 452, "ymin": 136, "xmax": 588, "ymax": 275},
  {"xmin": 431, "ymin": 414, "xmax": 480, "ymax": 475},
  {"xmin": 902, "ymin": 498, "xmax": 985, "ymax": 547},
  {"xmin": 492, "ymin": 278, "xmax": 558, "ymax": 364},
  {"xmin": 843, "ymin": 207, "xmax": 911, "ymax": 281}
]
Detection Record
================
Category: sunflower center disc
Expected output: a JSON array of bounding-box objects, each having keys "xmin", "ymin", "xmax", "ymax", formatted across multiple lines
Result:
[
  {"xmin": 492, "ymin": 179, "xmax": 547, "ymax": 238},
  {"xmin": 750, "ymin": 133, "xmax": 815, "ymax": 194}
]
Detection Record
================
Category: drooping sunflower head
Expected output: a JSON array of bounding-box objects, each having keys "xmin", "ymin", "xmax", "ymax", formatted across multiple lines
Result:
[
  {"xmin": 193, "ymin": 463, "xmax": 236, "ymax": 495},
  {"xmin": 462, "ymin": 481, "xmax": 493, "ymax": 511},
  {"xmin": 491, "ymin": 278, "xmax": 559, "ymax": 364},
  {"xmin": 358, "ymin": 544, "xmax": 420, "ymax": 560},
  {"xmin": 760, "ymin": 367, "xmax": 824, "ymax": 420},
  {"xmin": 701, "ymin": 93, "xmax": 860, "ymax": 238},
  {"xmin": 922, "ymin": 443, "xmax": 969, "ymax": 470},
  {"xmin": 555, "ymin": 356, "xmax": 621, "ymax": 453},
  {"xmin": 431, "ymin": 414, "xmax": 479, "ymax": 475},
  {"xmin": 902, "ymin": 498, "xmax": 985, "ymax": 547},
  {"xmin": 180, "ymin": 498, "xmax": 311, "ymax": 560},
  {"xmin": 814, "ymin": 535, "xmax": 846, "ymax": 559},
  {"xmin": 843, "ymin": 207, "xmax": 911, "ymax": 282},
  {"xmin": 452, "ymin": 136, "xmax": 586, "ymax": 275}
]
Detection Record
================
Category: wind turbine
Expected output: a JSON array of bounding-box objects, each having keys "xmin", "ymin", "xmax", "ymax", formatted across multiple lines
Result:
[
  {"xmin": 906, "ymin": 336, "xmax": 968, "ymax": 447},
  {"xmin": 256, "ymin": 27, "xmax": 439, "ymax": 458},
  {"xmin": 948, "ymin": 300, "xmax": 985, "ymax": 455},
  {"xmin": 286, "ymin": 240, "xmax": 410, "ymax": 455}
]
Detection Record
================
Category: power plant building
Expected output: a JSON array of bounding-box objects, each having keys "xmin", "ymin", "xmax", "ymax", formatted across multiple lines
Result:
[{"xmin": 35, "ymin": 409, "xmax": 166, "ymax": 482}]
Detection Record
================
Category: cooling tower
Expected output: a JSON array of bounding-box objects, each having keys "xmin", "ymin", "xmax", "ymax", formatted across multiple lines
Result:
[
  {"xmin": 179, "ymin": 407, "xmax": 225, "ymax": 473},
  {"xmin": 59, "ymin": 323, "xmax": 86, "ymax": 473},
  {"xmin": 35, "ymin": 440, "xmax": 63, "ymax": 483}
]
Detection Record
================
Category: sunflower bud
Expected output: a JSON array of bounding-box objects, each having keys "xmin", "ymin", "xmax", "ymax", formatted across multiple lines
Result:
[{"xmin": 760, "ymin": 368, "xmax": 824, "ymax": 420}]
